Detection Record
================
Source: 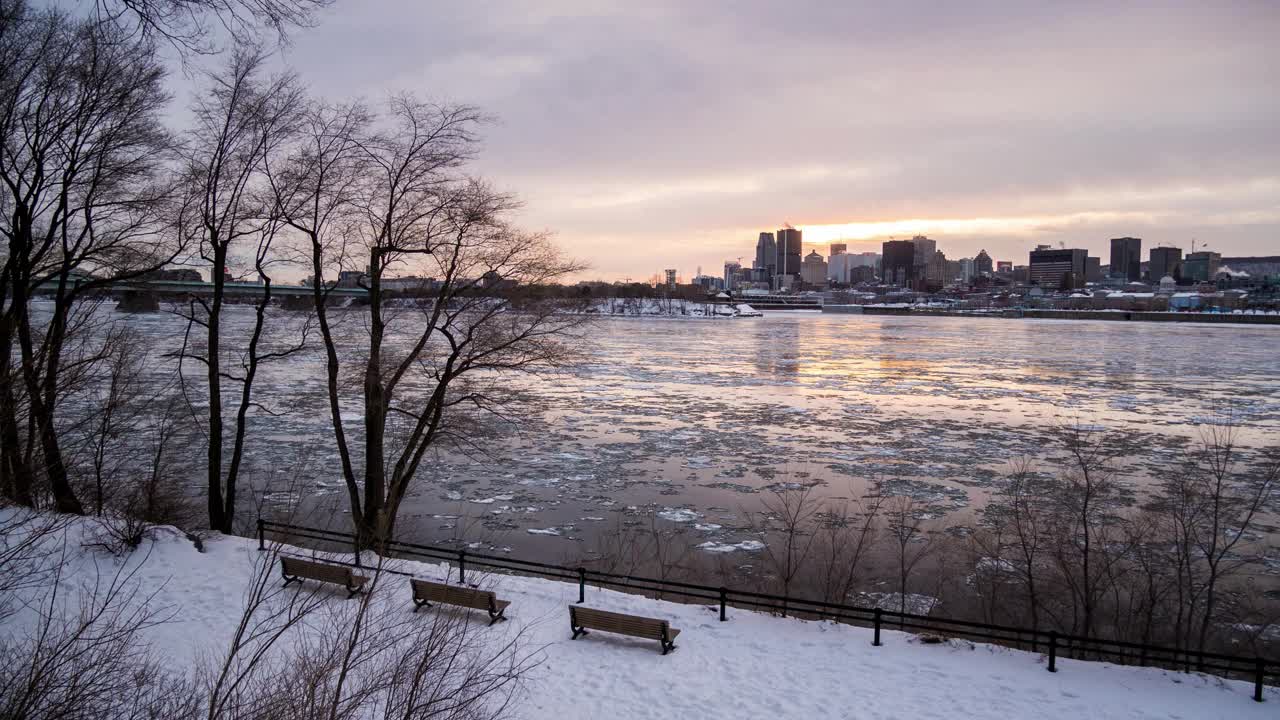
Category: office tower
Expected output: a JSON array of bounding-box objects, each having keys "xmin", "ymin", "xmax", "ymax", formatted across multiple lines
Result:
[
  {"xmin": 882, "ymin": 240, "xmax": 917, "ymax": 288},
  {"xmin": 774, "ymin": 227, "xmax": 803, "ymax": 285},
  {"xmin": 754, "ymin": 232, "xmax": 776, "ymax": 275},
  {"xmin": 1110, "ymin": 237, "xmax": 1142, "ymax": 281},
  {"xmin": 664, "ymin": 269, "xmax": 677, "ymax": 288},
  {"xmin": 1183, "ymin": 251, "xmax": 1221, "ymax": 282},
  {"xmin": 1029, "ymin": 246, "xmax": 1088, "ymax": 290},
  {"xmin": 829, "ymin": 243, "xmax": 847, "ymax": 257},
  {"xmin": 723, "ymin": 260, "xmax": 741, "ymax": 291},
  {"xmin": 1086, "ymin": 256, "xmax": 1102, "ymax": 283},
  {"xmin": 1149, "ymin": 246, "xmax": 1183, "ymax": 282},
  {"xmin": 974, "ymin": 249, "xmax": 993, "ymax": 276}
]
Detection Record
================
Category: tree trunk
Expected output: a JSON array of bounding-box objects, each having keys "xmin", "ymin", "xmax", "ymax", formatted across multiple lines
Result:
[{"xmin": 207, "ymin": 242, "xmax": 226, "ymax": 531}]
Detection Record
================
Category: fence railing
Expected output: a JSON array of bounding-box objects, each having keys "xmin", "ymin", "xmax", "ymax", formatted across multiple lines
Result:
[{"xmin": 258, "ymin": 519, "xmax": 1275, "ymax": 702}]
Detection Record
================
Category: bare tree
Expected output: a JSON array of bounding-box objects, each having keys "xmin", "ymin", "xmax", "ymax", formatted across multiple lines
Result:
[
  {"xmin": 755, "ymin": 484, "xmax": 821, "ymax": 613},
  {"xmin": 173, "ymin": 44, "xmax": 307, "ymax": 533},
  {"xmin": 0, "ymin": 1, "xmax": 178, "ymax": 513},
  {"xmin": 91, "ymin": 0, "xmax": 333, "ymax": 53},
  {"xmin": 884, "ymin": 494, "xmax": 935, "ymax": 620},
  {"xmin": 271, "ymin": 96, "xmax": 586, "ymax": 545}
]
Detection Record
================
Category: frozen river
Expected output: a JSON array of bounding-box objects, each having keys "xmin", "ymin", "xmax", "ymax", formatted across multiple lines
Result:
[
  {"xmin": 85, "ymin": 306, "xmax": 1280, "ymax": 560},
  {"xmin": 308, "ymin": 312, "xmax": 1280, "ymax": 559}
]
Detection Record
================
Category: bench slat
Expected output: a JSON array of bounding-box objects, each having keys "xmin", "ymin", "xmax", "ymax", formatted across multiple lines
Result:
[{"xmin": 570, "ymin": 606, "xmax": 680, "ymax": 654}]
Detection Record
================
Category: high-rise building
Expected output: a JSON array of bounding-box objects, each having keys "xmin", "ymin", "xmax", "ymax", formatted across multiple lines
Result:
[
  {"xmin": 754, "ymin": 232, "xmax": 776, "ymax": 275},
  {"xmin": 996, "ymin": 260, "xmax": 1013, "ymax": 275},
  {"xmin": 829, "ymin": 243, "xmax": 847, "ymax": 257},
  {"xmin": 974, "ymin": 250, "xmax": 993, "ymax": 277},
  {"xmin": 882, "ymin": 240, "xmax": 917, "ymax": 288},
  {"xmin": 1110, "ymin": 237, "xmax": 1143, "ymax": 281},
  {"xmin": 1149, "ymin": 246, "xmax": 1183, "ymax": 282},
  {"xmin": 1183, "ymin": 251, "xmax": 1221, "ymax": 282},
  {"xmin": 774, "ymin": 227, "xmax": 803, "ymax": 287},
  {"xmin": 723, "ymin": 261, "xmax": 741, "ymax": 291},
  {"xmin": 1029, "ymin": 246, "xmax": 1088, "ymax": 289},
  {"xmin": 664, "ymin": 269, "xmax": 677, "ymax": 288},
  {"xmin": 1086, "ymin": 256, "xmax": 1102, "ymax": 283},
  {"xmin": 959, "ymin": 258, "xmax": 975, "ymax": 284},
  {"xmin": 828, "ymin": 252, "xmax": 880, "ymax": 285},
  {"xmin": 800, "ymin": 250, "xmax": 827, "ymax": 286}
]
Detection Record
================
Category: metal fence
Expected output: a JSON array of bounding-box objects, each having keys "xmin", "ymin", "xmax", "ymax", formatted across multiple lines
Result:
[{"xmin": 258, "ymin": 519, "xmax": 1275, "ymax": 702}]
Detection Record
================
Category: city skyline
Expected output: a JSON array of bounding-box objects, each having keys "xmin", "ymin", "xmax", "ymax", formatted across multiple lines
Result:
[{"xmin": 272, "ymin": 1, "xmax": 1280, "ymax": 282}]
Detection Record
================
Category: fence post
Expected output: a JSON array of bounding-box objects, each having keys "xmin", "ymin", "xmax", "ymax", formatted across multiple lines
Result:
[
  {"xmin": 353, "ymin": 533, "xmax": 362, "ymax": 568},
  {"xmin": 872, "ymin": 609, "xmax": 882, "ymax": 647},
  {"xmin": 577, "ymin": 568, "xmax": 586, "ymax": 604},
  {"xmin": 256, "ymin": 518, "xmax": 264, "ymax": 551},
  {"xmin": 719, "ymin": 587, "xmax": 728, "ymax": 622},
  {"xmin": 1048, "ymin": 632, "xmax": 1058, "ymax": 673},
  {"xmin": 1255, "ymin": 658, "xmax": 1266, "ymax": 703},
  {"xmin": 458, "ymin": 550, "xmax": 467, "ymax": 586}
]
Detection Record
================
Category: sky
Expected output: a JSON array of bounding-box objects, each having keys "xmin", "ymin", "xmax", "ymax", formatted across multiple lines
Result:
[{"xmin": 267, "ymin": 0, "xmax": 1278, "ymax": 281}]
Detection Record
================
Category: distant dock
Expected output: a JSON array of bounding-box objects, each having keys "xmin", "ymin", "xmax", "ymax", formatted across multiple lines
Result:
[{"xmin": 821, "ymin": 305, "xmax": 1280, "ymax": 325}]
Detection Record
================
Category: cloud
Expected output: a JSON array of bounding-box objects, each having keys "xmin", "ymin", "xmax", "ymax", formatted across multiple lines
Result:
[{"xmin": 272, "ymin": 1, "xmax": 1279, "ymax": 279}]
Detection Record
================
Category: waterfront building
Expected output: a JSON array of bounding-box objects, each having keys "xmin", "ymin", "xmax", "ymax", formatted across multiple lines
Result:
[
  {"xmin": 996, "ymin": 260, "xmax": 1013, "ymax": 275},
  {"xmin": 754, "ymin": 232, "xmax": 776, "ymax": 276},
  {"xmin": 828, "ymin": 251, "xmax": 880, "ymax": 285},
  {"xmin": 1029, "ymin": 246, "xmax": 1088, "ymax": 290},
  {"xmin": 959, "ymin": 257, "xmax": 975, "ymax": 284},
  {"xmin": 1110, "ymin": 237, "xmax": 1143, "ymax": 281},
  {"xmin": 664, "ymin": 269, "xmax": 677, "ymax": 288},
  {"xmin": 974, "ymin": 250, "xmax": 993, "ymax": 277},
  {"xmin": 1150, "ymin": 246, "xmax": 1183, "ymax": 282},
  {"xmin": 1183, "ymin": 251, "xmax": 1221, "ymax": 282},
  {"xmin": 800, "ymin": 250, "xmax": 828, "ymax": 286},
  {"xmin": 830, "ymin": 243, "xmax": 847, "ymax": 257}
]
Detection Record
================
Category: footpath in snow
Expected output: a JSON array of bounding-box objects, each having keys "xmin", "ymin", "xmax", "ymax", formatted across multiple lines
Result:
[{"xmin": 7, "ymin": 515, "xmax": 1275, "ymax": 720}]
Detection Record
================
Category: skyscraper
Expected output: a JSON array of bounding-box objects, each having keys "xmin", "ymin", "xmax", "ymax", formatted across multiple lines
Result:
[
  {"xmin": 1149, "ymin": 246, "xmax": 1183, "ymax": 282},
  {"xmin": 974, "ymin": 249, "xmax": 993, "ymax": 277},
  {"xmin": 774, "ymin": 227, "xmax": 802, "ymax": 286},
  {"xmin": 664, "ymin": 269, "xmax": 677, "ymax": 288},
  {"xmin": 754, "ymin": 232, "xmax": 776, "ymax": 275},
  {"xmin": 829, "ymin": 243, "xmax": 847, "ymax": 257},
  {"xmin": 1110, "ymin": 237, "xmax": 1142, "ymax": 281}
]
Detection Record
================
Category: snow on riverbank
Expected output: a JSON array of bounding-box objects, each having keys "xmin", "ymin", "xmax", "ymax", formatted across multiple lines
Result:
[{"xmin": 6, "ymin": 513, "xmax": 1274, "ymax": 719}]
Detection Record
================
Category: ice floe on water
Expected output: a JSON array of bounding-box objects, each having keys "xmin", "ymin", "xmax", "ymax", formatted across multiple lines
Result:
[
  {"xmin": 526, "ymin": 527, "xmax": 562, "ymax": 536},
  {"xmin": 657, "ymin": 507, "xmax": 700, "ymax": 522},
  {"xmin": 697, "ymin": 539, "xmax": 766, "ymax": 553}
]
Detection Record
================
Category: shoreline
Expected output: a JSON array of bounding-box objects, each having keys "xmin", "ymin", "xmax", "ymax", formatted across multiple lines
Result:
[{"xmin": 823, "ymin": 304, "xmax": 1280, "ymax": 325}]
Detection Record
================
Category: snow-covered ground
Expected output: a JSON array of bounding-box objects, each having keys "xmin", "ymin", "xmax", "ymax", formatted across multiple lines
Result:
[{"xmin": 6, "ymin": 514, "xmax": 1273, "ymax": 719}]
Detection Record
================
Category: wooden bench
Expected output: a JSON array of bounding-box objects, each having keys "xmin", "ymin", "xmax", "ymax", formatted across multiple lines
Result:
[
  {"xmin": 410, "ymin": 578, "xmax": 510, "ymax": 625},
  {"xmin": 280, "ymin": 557, "xmax": 368, "ymax": 598},
  {"xmin": 569, "ymin": 606, "xmax": 681, "ymax": 655}
]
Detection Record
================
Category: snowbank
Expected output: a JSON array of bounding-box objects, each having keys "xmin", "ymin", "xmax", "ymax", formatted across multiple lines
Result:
[{"xmin": 6, "ymin": 514, "xmax": 1273, "ymax": 719}]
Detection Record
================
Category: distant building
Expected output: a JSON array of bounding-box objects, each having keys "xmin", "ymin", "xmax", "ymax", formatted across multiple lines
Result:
[
  {"xmin": 1110, "ymin": 237, "xmax": 1143, "ymax": 281},
  {"xmin": 996, "ymin": 260, "xmax": 1013, "ymax": 275},
  {"xmin": 800, "ymin": 250, "xmax": 828, "ymax": 286},
  {"xmin": 1149, "ymin": 246, "xmax": 1183, "ymax": 282},
  {"xmin": 1085, "ymin": 256, "xmax": 1102, "ymax": 283},
  {"xmin": 336, "ymin": 270, "xmax": 366, "ymax": 288},
  {"xmin": 774, "ymin": 227, "xmax": 803, "ymax": 288},
  {"xmin": 723, "ymin": 261, "xmax": 741, "ymax": 291},
  {"xmin": 828, "ymin": 251, "xmax": 879, "ymax": 285},
  {"xmin": 664, "ymin": 269, "xmax": 677, "ymax": 288},
  {"xmin": 974, "ymin": 250, "xmax": 993, "ymax": 277},
  {"xmin": 754, "ymin": 232, "xmax": 776, "ymax": 276},
  {"xmin": 829, "ymin": 243, "xmax": 847, "ymax": 257},
  {"xmin": 143, "ymin": 268, "xmax": 202, "ymax": 282},
  {"xmin": 928, "ymin": 249, "xmax": 947, "ymax": 289},
  {"xmin": 1029, "ymin": 246, "xmax": 1088, "ymax": 290},
  {"xmin": 882, "ymin": 240, "xmax": 917, "ymax": 288},
  {"xmin": 1182, "ymin": 251, "xmax": 1221, "ymax": 283},
  {"xmin": 959, "ymin": 257, "xmax": 975, "ymax": 284}
]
